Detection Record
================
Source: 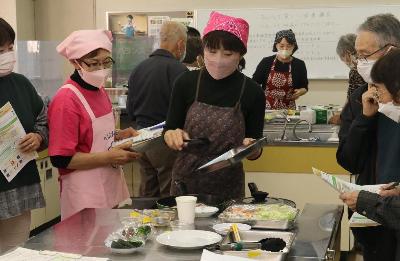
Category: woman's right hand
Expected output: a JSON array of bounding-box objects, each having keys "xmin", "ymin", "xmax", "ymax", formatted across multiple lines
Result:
[
  {"xmin": 164, "ymin": 129, "xmax": 190, "ymax": 151},
  {"xmin": 362, "ymin": 85, "xmax": 379, "ymax": 117},
  {"xmin": 108, "ymin": 142, "xmax": 140, "ymax": 165}
]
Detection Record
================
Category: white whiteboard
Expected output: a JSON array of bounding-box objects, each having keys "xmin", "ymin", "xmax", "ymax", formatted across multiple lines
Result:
[{"xmin": 195, "ymin": 6, "xmax": 400, "ymax": 79}]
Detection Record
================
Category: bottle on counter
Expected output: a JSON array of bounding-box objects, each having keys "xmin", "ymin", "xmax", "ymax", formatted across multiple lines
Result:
[
  {"xmin": 312, "ymin": 105, "xmax": 328, "ymax": 124},
  {"xmin": 299, "ymin": 107, "xmax": 316, "ymax": 124}
]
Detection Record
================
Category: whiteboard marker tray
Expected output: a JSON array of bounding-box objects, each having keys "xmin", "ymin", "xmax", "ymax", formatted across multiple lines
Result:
[{"xmin": 196, "ymin": 137, "xmax": 266, "ymax": 174}]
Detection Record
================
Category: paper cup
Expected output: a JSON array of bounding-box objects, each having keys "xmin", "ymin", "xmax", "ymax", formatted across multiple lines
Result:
[
  {"xmin": 118, "ymin": 94, "xmax": 127, "ymax": 107},
  {"xmin": 175, "ymin": 196, "xmax": 197, "ymax": 224}
]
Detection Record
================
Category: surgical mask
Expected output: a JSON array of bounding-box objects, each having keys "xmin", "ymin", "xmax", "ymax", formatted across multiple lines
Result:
[
  {"xmin": 204, "ymin": 52, "xmax": 238, "ymax": 80},
  {"xmin": 0, "ymin": 51, "xmax": 16, "ymax": 77},
  {"xmin": 278, "ymin": 49, "xmax": 292, "ymax": 59},
  {"xmin": 357, "ymin": 59, "xmax": 376, "ymax": 84},
  {"xmin": 76, "ymin": 60, "xmax": 111, "ymax": 88},
  {"xmin": 378, "ymin": 101, "xmax": 400, "ymax": 123}
]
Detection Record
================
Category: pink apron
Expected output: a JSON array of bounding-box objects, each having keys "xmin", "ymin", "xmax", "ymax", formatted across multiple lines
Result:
[{"xmin": 59, "ymin": 84, "xmax": 130, "ymax": 220}]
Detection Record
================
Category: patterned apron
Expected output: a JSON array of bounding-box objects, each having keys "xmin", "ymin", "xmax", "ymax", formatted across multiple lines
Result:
[
  {"xmin": 265, "ymin": 57, "xmax": 296, "ymax": 110},
  {"xmin": 170, "ymin": 70, "xmax": 247, "ymax": 201}
]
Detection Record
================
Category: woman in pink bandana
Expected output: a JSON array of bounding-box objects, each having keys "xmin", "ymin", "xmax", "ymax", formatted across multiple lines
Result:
[
  {"xmin": 48, "ymin": 30, "xmax": 140, "ymax": 220},
  {"xmin": 164, "ymin": 12, "xmax": 265, "ymax": 200}
]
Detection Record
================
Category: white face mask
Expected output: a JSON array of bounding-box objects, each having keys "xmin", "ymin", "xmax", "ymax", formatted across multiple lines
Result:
[
  {"xmin": 76, "ymin": 61, "xmax": 111, "ymax": 88},
  {"xmin": 204, "ymin": 51, "xmax": 239, "ymax": 80},
  {"xmin": 378, "ymin": 101, "xmax": 400, "ymax": 123},
  {"xmin": 0, "ymin": 51, "xmax": 16, "ymax": 77},
  {"xmin": 357, "ymin": 59, "xmax": 376, "ymax": 84},
  {"xmin": 278, "ymin": 49, "xmax": 292, "ymax": 59}
]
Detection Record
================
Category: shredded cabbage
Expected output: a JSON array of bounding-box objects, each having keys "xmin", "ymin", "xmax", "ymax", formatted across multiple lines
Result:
[{"xmin": 254, "ymin": 204, "xmax": 297, "ymax": 221}]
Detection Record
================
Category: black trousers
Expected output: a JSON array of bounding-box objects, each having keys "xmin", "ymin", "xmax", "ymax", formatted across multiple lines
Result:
[{"xmin": 352, "ymin": 226, "xmax": 397, "ymax": 261}]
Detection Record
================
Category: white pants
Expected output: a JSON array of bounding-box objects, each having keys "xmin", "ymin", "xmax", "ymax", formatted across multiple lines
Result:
[{"xmin": 0, "ymin": 211, "xmax": 31, "ymax": 254}]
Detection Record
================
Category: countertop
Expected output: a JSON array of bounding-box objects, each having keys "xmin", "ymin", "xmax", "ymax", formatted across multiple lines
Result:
[{"xmin": 22, "ymin": 203, "xmax": 343, "ymax": 261}]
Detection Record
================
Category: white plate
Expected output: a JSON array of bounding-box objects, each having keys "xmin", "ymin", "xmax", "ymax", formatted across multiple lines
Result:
[
  {"xmin": 212, "ymin": 223, "xmax": 251, "ymax": 235},
  {"xmin": 195, "ymin": 206, "xmax": 219, "ymax": 217},
  {"xmin": 156, "ymin": 230, "xmax": 222, "ymax": 249}
]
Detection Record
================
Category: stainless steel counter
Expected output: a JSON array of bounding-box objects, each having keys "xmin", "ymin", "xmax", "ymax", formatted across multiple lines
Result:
[{"xmin": 22, "ymin": 204, "xmax": 343, "ymax": 261}]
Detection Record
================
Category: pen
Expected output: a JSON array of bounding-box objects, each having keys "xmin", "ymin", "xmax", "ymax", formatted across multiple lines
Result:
[{"xmin": 148, "ymin": 121, "xmax": 166, "ymax": 131}]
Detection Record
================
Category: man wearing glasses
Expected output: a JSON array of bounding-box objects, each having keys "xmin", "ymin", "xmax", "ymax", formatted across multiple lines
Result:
[{"xmin": 336, "ymin": 14, "xmax": 400, "ymax": 261}]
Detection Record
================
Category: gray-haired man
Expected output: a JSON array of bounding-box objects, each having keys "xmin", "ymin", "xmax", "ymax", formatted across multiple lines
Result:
[
  {"xmin": 127, "ymin": 21, "xmax": 188, "ymax": 197},
  {"xmin": 337, "ymin": 13, "xmax": 400, "ymax": 261}
]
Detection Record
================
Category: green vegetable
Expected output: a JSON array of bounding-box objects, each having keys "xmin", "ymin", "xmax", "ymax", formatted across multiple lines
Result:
[
  {"xmin": 255, "ymin": 205, "xmax": 297, "ymax": 221},
  {"xmin": 136, "ymin": 225, "xmax": 151, "ymax": 237},
  {"xmin": 128, "ymin": 240, "xmax": 143, "ymax": 248},
  {"xmin": 111, "ymin": 239, "xmax": 143, "ymax": 249},
  {"xmin": 111, "ymin": 239, "xmax": 132, "ymax": 249}
]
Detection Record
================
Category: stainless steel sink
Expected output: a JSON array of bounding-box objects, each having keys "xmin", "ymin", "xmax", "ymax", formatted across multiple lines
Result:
[{"xmin": 263, "ymin": 123, "xmax": 339, "ymax": 146}]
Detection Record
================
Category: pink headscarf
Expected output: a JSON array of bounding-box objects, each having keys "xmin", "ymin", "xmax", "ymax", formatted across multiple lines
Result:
[
  {"xmin": 203, "ymin": 11, "xmax": 249, "ymax": 49},
  {"xmin": 57, "ymin": 29, "xmax": 113, "ymax": 60}
]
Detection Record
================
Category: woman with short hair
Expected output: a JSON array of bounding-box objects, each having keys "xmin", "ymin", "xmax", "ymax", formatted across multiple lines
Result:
[
  {"xmin": 336, "ymin": 33, "xmax": 366, "ymax": 99},
  {"xmin": 48, "ymin": 30, "xmax": 140, "ymax": 220},
  {"xmin": 253, "ymin": 29, "xmax": 308, "ymax": 110},
  {"xmin": 0, "ymin": 18, "xmax": 48, "ymax": 253}
]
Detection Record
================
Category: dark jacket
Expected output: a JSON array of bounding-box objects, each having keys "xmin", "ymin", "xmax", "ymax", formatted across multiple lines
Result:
[
  {"xmin": 0, "ymin": 73, "xmax": 46, "ymax": 192},
  {"xmin": 127, "ymin": 49, "xmax": 188, "ymax": 128},
  {"xmin": 357, "ymin": 190, "xmax": 400, "ymax": 230},
  {"xmin": 336, "ymin": 83, "xmax": 378, "ymax": 185}
]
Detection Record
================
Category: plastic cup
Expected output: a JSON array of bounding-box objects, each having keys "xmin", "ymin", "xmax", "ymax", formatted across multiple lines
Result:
[{"xmin": 175, "ymin": 196, "xmax": 197, "ymax": 224}]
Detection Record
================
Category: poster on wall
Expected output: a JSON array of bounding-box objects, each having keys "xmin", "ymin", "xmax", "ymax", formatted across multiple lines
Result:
[
  {"xmin": 148, "ymin": 16, "xmax": 171, "ymax": 37},
  {"xmin": 171, "ymin": 17, "xmax": 194, "ymax": 27},
  {"xmin": 107, "ymin": 11, "xmax": 193, "ymax": 88}
]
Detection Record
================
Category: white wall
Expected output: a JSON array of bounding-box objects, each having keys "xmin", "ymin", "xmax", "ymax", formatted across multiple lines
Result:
[
  {"xmin": 26, "ymin": 0, "xmax": 400, "ymax": 106},
  {"xmin": 34, "ymin": 0, "xmax": 96, "ymax": 40},
  {"xmin": 95, "ymin": 0, "xmax": 399, "ymax": 107},
  {"xmin": 0, "ymin": 0, "xmax": 17, "ymax": 32},
  {"xmin": 16, "ymin": 0, "xmax": 35, "ymax": 40}
]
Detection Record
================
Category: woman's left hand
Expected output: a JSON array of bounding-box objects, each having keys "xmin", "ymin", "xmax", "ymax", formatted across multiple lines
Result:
[
  {"xmin": 243, "ymin": 138, "xmax": 255, "ymax": 147},
  {"xmin": 115, "ymin": 127, "xmax": 139, "ymax": 141},
  {"xmin": 19, "ymin": 133, "xmax": 42, "ymax": 153},
  {"xmin": 243, "ymin": 138, "xmax": 262, "ymax": 160},
  {"xmin": 339, "ymin": 191, "xmax": 360, "ymax": 211},
  {"xmin": 291, "ymin": 88, "xmax": 307, "ymax": 100}
]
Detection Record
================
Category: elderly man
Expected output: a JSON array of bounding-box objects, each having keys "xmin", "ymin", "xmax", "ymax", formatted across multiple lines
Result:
[
  {"xmin": 127, "ymin": 21, "xmax": 187, "ymax": 197},
  {"xmin": 336, "ymin": 13, "xmax": 400, "ymax": 261}
]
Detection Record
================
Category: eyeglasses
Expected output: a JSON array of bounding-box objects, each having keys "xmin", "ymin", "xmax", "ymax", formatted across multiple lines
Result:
[
  {"xmin": 81, "ymin": 57, "xmax": 115, "ymax": 69},
  {"xmin": 355, "ymin": 44, "xmax": 391, "ymax": 63}
]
